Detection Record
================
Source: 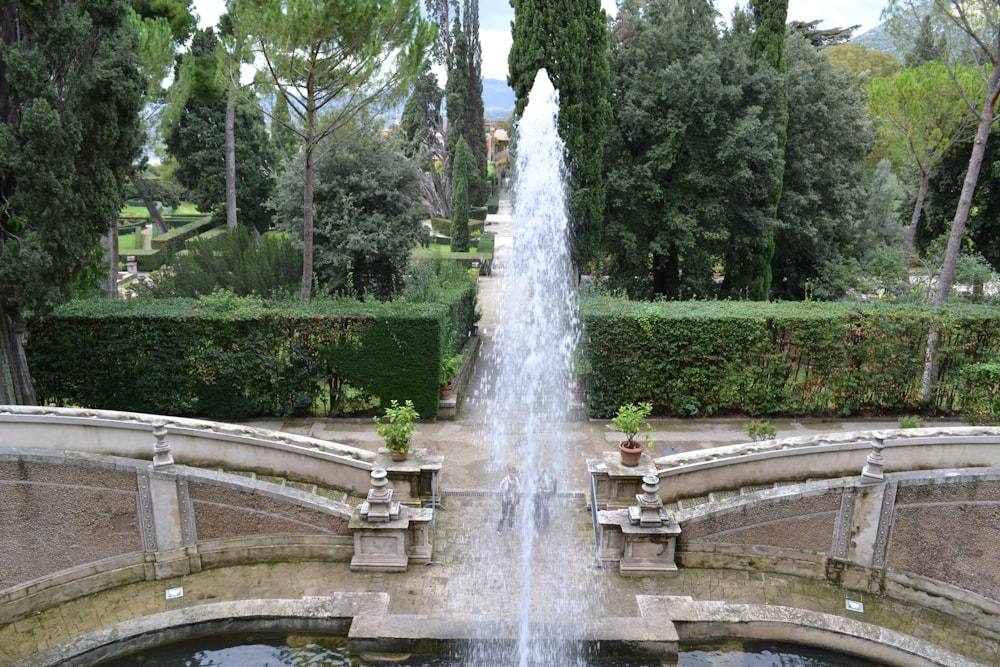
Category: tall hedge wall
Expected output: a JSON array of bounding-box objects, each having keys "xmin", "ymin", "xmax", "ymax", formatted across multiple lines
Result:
[
  {"xmin": 580, "ymin": 298, "xmax": 1000, "ymax": 418},
  {"xmin": 27, "ymin": 286, "xmax": 476, "ymax": 419}
]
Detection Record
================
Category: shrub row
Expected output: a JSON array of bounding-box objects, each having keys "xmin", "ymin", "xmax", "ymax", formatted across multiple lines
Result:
[
  {"xmin": 579, "ymin": 298, "xmax": 1000, "ymax": 419},
  {"xmin": 151, "ymin": 216, "xmax": 217, "ymax": 254},
  {"xmin": 28, "ymin": 283, "xmax": 477, "ymax": 419}
]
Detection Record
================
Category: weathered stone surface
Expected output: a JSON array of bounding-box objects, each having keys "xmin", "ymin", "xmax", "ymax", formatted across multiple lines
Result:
[{"xmin": 189, "ymin": 481, "xmax": 350, "ymax": 539}]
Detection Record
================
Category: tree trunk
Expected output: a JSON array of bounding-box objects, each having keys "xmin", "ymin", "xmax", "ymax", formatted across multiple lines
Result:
[
  {"xmin": 129, "ymin": 171, "xmax": 168, "ymax": 234},
  {"xmin": 903, "ymin": 168, "xmax": 929, "ymax": 269},
  {"xmin": 0, "ymin": 298, "xmax": 36, "ymax": 405},
  {"xmin": 100, "ymin": 222, "xmax": 119, "ymax": 300},
  {"xmin": 300, "ymin": 141, "xmax": 314, "ymax": 302},
  {"xmin": 652, "ymin": 245, "xmax": 680, "ymax": 297},
  {"xmin": 920, "ymin": 61, "xmax": 1000, "ymax": 404},
  {"xmin": 225, "ymin": 88, "xmax": 238, "ymax": 232}
]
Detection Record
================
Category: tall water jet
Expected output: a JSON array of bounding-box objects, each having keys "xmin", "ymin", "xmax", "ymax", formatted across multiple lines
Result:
[{"xmin": 467, "ymin": 69, "xmax": 598, "ymax": 666}]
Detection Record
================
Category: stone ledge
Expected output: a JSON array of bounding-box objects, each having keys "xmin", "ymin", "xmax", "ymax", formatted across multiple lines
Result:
[{"xmin": 649, "ymin": 595, "xmax": 982, "ymax": 667}]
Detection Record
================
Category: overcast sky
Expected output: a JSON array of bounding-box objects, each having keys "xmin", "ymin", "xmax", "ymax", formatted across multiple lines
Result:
[{"xmin": 194, "ymin": 1, "xmax": 889, "ymax": 81}]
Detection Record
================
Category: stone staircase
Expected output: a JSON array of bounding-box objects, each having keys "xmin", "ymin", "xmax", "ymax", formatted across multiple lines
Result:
[
  {"xmin": 666, "ymin": 480, "xmax": 802, "ymax": 512},
  {"xmin": 222, "ymin": 469, "xmax": 366, "ymax": 505}
]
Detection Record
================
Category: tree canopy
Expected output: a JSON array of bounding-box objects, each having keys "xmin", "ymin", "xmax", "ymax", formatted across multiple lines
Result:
[
  {"xmin": 509, "ymin": 0, "xmax": 611, "ymax": 271},
  {"xmin": 0, "ymin": 0, "xmax": 145, "ymax": 403},
  {"xmin": 230, "ymin": 0, "xmax": 434, "ymax": 301},
  {"xmin": 270, "ymin": 131, "xmax": 424, "ymax": 301}
]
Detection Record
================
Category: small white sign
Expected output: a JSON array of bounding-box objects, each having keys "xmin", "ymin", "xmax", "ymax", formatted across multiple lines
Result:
[
  {"xmin": 845, "ymin": 599, "xmax": 864, "ymax": 613},
  {"xmin": 165, "ymin": 586, "xmax": 184, "ymax": 600}
]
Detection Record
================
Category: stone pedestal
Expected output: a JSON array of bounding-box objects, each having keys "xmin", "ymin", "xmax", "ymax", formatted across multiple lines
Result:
[
  {"xmin": 350, "ymin": 516, "xmax": 411, "ymax": 572},
  {"xmin": 596, "ymin": 474, "xmax": 682, "ymax": 576},
  {"xmin": 350, "ymin": 469, "xmax": 436, "ymax": 572},
  {"xmin": 588, "ymin": 451, "xmax": 657, "ymax": 510},
  {"xmin": 405, "ymin": 507, "xmax": 433, "ymax": 564}
]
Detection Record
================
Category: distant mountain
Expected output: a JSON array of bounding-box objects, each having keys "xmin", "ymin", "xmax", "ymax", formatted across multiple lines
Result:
[
  {"xmin": 853, "ymin": 21, "xmax": 903, "ymax": 58},
  {"xmin": 483, "ymin": 78, "xmax": 516, "ymax": 120}
]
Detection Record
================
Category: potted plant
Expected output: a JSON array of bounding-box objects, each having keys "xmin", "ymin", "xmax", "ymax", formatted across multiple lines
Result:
[
  {"xmin": 439, "ymin": 353, "xmax": 462, "ymax": 399},
  {"xmin": 608, "ymin": 401, "xmax": 653, "ymax": 466},
  {"xmin": 374, "ymin": 399, "xmax": 420, "ymax": 461}
]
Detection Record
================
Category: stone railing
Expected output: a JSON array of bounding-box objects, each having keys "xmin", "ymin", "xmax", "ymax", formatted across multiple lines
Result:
[
  {"xmin": 0, "ymin": 405, "xmax": 376, "ymax": 493},
  {"xmin": 589, "ymin": 426, "xmax": 1000, "ymax": 509},
  {"xmin": 655, "ymin": 426, "xmax": 1000, "ymax": 502}
]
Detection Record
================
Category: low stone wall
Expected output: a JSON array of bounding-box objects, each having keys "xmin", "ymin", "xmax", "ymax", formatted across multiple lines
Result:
[
  {"xmin": 0, "ymin": 405, "xmax": 376, "ymax": 493},
  {"xmin": 654, "ymin": 426, "xmax": 1000, "ymax": 502},
  {"xmin": 0, "ymin": 449, "xmax": 355, "ymax": 624},
  {"xmin": 675, "ymin": 469, "xmax": 1000, "ymax": 619}
]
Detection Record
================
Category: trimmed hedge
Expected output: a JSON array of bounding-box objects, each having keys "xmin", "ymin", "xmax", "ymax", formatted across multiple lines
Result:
[
  {"xmin": 580, "ymin": 298, "xmax": 1000, "ymax": 419},
  {"xmin": 28, "ymin": 286, "xmax": 477, "ymax": 419},
  {"xmin": 120, "ymin": 248, "xmax": 166, "ymax": 272},
  {"xmin": 151, "ymin": 216, "xmax": 217, "ymax": 253}
]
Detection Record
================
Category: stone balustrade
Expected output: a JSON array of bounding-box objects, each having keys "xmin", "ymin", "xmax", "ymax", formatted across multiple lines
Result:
[{"xmin": 0, "ymin": 405, "xmax": 375, "ymax": 492}]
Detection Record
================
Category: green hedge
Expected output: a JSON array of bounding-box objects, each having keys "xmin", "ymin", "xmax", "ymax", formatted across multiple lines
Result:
[
  {"xmin": 120, "ymin": 248, "xmax": 166, "ymax": 272},
  {"xmin": 27, "ymin": 290, "xmax": 476, "ymax": 419},
  {"xmin": 151, "ymin": 216, "xmax": 217, "ymax": 253},
  {"xmin": 486, "ymin": 195, "xmax": 499, "ymax": 214},
  {"xmin": 580, "ymin": 298, "xmax": 1000, "ymax": 419}
]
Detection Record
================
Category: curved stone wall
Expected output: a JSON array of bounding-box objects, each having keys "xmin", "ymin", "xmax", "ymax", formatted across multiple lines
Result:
[
  {"xmin": 675, "ymin": 469, "xmax": 1000, "ymax": 635},
  {"xmin": 0, "ymin": 405, "xmax": 376, "ymax": 492},
  {"xmin": 655, "ymin": 426, "xmax": 1000, "ymax": 501},
  {"xmin": 0, "ymin": 449, "xmax": 356, "ymax": 625}
]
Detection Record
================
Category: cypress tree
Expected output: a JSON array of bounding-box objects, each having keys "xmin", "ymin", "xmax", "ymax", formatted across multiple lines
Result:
[
  {"xmin": 450, "ymin": 138, "xmax": 472, "ymax": 252},
  {"xmin": 462, "ymin": 0, "xmax": 489, "ymax": 207},
  {"xmin": 445, "ymin": 19, "xmax": 468, "ymax": 189},
  {"xmin": 723, "ymin": 0, "xmax": 788, "ymax": 300},
  {"xmin": 508, "ymin": 0, "xmax": 611, "ymax": 272}
]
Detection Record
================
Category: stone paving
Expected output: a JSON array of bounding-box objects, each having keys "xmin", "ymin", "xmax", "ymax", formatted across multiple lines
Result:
[{"xmin": 2, "ymin": 201, "xmax": 989, "ymax": 666}]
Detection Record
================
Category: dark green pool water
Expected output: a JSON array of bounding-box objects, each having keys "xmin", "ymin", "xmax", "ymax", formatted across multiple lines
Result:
[{"xmin": 98, "ymin": 634, "xmax": 883, "ymax": 666}]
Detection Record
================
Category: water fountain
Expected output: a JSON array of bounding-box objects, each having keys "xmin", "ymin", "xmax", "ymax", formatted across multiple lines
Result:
[{"xmin": 467, "ymin": 68, "xmax": 595, "ymax": 667}]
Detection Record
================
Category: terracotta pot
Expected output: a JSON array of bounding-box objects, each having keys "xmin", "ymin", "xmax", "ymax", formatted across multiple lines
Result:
[
  {"xmin": 390, "ymin": 450, "xmax": 408, "ymax": 462},
  {"xmin": 619, "ymin": 441, "xmax": 643, "ymax": 467},
  {"xmin": 440, "ymin": 382, "xmax": 455, "ymax": 400}
]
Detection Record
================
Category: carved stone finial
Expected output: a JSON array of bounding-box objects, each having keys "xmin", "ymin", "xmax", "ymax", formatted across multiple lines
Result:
[
  {"xmin": 151, "ymin": 420, "xmax": 174, "ymax": 468},
  {"xmin": 861, "ymin": 431, "xmax": 887, "ymax": 483},
  {"xmin": 360, "ymin": 468, "xmax": 399, "ymax": 523},
  {"xmin": 629, "ymin": 473, "xmax": 671, "ymax": 527}
]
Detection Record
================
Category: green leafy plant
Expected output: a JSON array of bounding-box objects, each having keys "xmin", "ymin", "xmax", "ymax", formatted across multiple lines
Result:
[
  {"xmin": 374, "ymin": 399, "xmax": 420, "ymax": 454},
  {"xmin": 897, "ymin": 415, "xmax": 926, "ymax": 429},
  {"xmin": 744, "ymin": 420, "xmax": 777, "ymax": 442},
  {"xmin": 608, "ymin": 401, "xmax": 653, "ymax": 448},
  {"xmin": 440, "ymin": 354, "xmax": 463, "ymax": 387}
]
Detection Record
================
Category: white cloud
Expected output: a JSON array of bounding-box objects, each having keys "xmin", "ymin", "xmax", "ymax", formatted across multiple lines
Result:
[{"xmin": 480, "ymin": 29, "xmax": 513, "ymax": 82}]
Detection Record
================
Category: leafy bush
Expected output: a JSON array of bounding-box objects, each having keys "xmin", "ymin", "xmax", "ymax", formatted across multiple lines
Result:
[
  {"xmin": 744, "ymin": 420, "xmax": 777, "ymax": 441},
  {"xmin": 140, "ymin": 227, "xmax": 302, "ymax": 299}
]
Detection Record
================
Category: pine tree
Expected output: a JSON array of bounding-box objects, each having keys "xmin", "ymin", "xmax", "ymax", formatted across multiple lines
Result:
[{"xmin": 508, "ymin": 0, "xmax": 611, "ymax": 271}]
